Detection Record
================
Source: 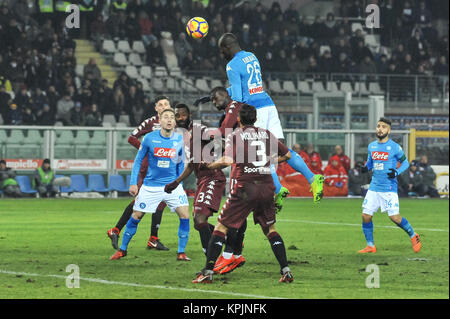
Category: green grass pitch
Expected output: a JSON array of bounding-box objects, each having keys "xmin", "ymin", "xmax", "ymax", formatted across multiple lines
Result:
[{"xmin": 0, "ymin": 197, "xmax": 448, "ymax": 299}]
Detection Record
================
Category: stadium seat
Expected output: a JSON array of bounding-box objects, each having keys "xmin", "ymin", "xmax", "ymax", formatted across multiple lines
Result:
[
  {"xmin": 340, "ymin": 82, "xmax": 353, "ymax": 93},
  {"xmin": 70, "ymin": 175, "xmax": 91, "ymax": 192},
  {"xmin": 139, "ymin": 66, "xmax": 152, "ymax": 79},
  {"xmin": 119, "ymin": 115, "xmax": 130, "ymax": 126},
  {"xmin": 151, "ymin": 77, "xmax": 164, "ymax": 91},
  {"xmin": 90, "ymin": 131, "xmax": 106, "ymax": 145},
  {"xmin": 88, "ymin": 174, "xmax": 110, "ymax": 193},
  {"xmin": 113, "ymin": 52, "xmax": 128, "ymax": 66},
  {"xmin": 195, "ymin": 78, "xmax": 210, "ymax": 93},
  {"xmin": 354, "ymin": 82, "xmax": 370, "ymax": 95},
  {"xmin": 169, "ymin": 67, "xmax": 182, "ymax": 78},
  {"xmin": 108, "ymin": 174, "xmax": 129, "ymax": 192},
  {"xmin": 154, "ymin": 66, "xmax": 168, "ymax": 77},
  {"xmin": 282, "ymin": 81, "xmax": 297, "ymax": 94},
  {"xmin": 166, "ymin": 77, "xmax": 180, "ymax": 92},
  {"xmin": 210, "ymin": 79, "xmax": 223, "ymax": 89},
  {"xmin": 181, "ymin": 78, "xmax": 197, "ymax": 93},
  {"xmin": 326, "ymin": 81, "xmax": 339, "ymax": 92},
  {"xmin": 369, "ymin": 82, "xmax": 384, "ymax": 95},
  {"xmin": 312, "ymin": 81, "xmax": 325, "ymax": 93},
  {"xmin": 74, "ymin": 131, "xmax": 91, "ymax": 145},
  {"xmin": 125, "ymin": 65, "xmax": 139, "ymax": 79},
  {"xmin": 117, "ymin": 40, "xmax": 132, "ymax": 53},
  {"xmin": 298, "ymin": 81, "xmax": 312, "ymax": 94},
  {"xmin": 103, "ymin": 114, "xmax": 117, "ymax": 126},
  {"xmin": 15, "ymin": 176, "xmax": 37, "ymax": 195},
  {"xmin": 268, "ymin": 80, "xmax": 284, "ymax": 94},
  {"xmin": 132, "ymin": 41, "xmax": 146, "ymax": 54},
  {"xmin": 137, "ymin": 78, "xmax": 151, "ymax": 91},
  {"xmin": 102, "ymin": 40, "xmax": 117, "ymax": 54},
  {"xmin": 129, "ymin": 53, "xmax": 144, "ymax": 66}
]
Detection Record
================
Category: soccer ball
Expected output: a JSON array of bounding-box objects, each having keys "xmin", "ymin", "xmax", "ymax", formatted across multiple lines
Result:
[{"xmin": 186, "ymin": 17, "xmax": 209, "ymax": 39}]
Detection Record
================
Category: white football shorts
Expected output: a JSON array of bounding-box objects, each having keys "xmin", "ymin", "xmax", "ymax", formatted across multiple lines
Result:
[
  {"xmin": 362, "ymin": 190, "xmax": 400, "ymax": 216},
  {"xmin": 254, "ymin": 105, "xmax": 284, "ymax": 139},
  {"xmin": 133, "ymin": 184, "xmax": 188, "ymax": 213}
]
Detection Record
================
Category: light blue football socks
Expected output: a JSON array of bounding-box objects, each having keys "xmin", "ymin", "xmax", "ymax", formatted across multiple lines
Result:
[{"xmin": 120, "ymin": 216, "xmax": 141, "ymax": 251}]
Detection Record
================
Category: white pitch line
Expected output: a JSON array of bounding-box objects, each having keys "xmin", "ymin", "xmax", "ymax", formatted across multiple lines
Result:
[
  {"xmin": 0, "ymin": 269, "xmax": 286, "ymax": 299},
  {"xmin": 276, "ymin": 219, "xmax": 449, "ymax": 232}
]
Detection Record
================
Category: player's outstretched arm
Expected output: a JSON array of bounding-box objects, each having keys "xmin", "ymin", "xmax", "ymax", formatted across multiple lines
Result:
[
  {"xmin": 164, "ymin": 163, "xmax": 194, "ymax": 193},
  {"xmin": 206, "ymin": 156, "xmax": 233, "ymax": 170},
  {"xmin": 277, "ymin": 150, "xmax": 292, "ymax": 164}
]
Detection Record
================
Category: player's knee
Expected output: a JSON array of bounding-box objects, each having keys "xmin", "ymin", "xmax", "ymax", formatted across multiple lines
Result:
[
  {"xmin": 389, "ymin": 214, "xmax": 402, "ymax": 224},
  {"xmin": 362, "ymin": 213, "xmax": 373, "ymax": 223},
  {"xmin": 132, "ymin": 211, "xmax": 144, "ymax": 220},
  {"xmin": 214, "ymin": 222, "xmax": 228, "ymax": 235},
  {"xmin": 193, "ymin": 213, "xmax": 207, "ymax": 226}
]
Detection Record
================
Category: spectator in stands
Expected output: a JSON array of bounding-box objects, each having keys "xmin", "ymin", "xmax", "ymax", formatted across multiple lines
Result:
[
  {"xmin": 69, "ymin": 102, "xmax": 85, "ymax": 126},
  {"xmin": 380, "ymin": 0, "xmax": 396, "ymax": 46},
  {"xmin": 33, "ymin": 159, "xmax": 58, "ymax": 198},
  {"xmin": 5, "ymin": 103, "xmax": 22, "ymax": 125},
  {"xmin": 46, "ymin": 85, "xmax": 60, "ymax": 114},
  {"xmin": 306, "ymin": 143, "xmax": 322, "ymax": 171},
  {"xmin": 146, "ymin": 39, "xmax": 165, "ymax": 67},
  {"xmin": 287, "ymin": 51, "xmax": 301, "ymax": 73},
  {"xmin": 319, "ymin": 50, "xmax": 334, "ymax": 74},
  {"xmin": 84, "ymin": 58, "xmax": 102, "ymax": 84},
  {"xmin": 415, "ymin": 1, "xmax": 432, "ymax": 27},
  {"xmin": 358, "ymin": 55, "xmax": 377, "ymax": 76},
  {"xmin": 433, "ymin": 55, "xmax": 449, "ymax": 76},
  {"xmin": 56, "ymin": 93, "xmax": 74, "ymax": 125},
  {"xmin": 0, "ymin": 159, "xmax": 22, "ymax": 198},
  {"xmin": 331, "ymin": 145, "xmax": 351, "ymax": 173},
  {"xmin": 408, "ymin": 29, "xmax": 427, "ymax": 62},
  {"xmin": 398, "ymin": 160, "xmax": 425, "ymax": 197},
  {"xmin": 138, "ymin": 11, "xmax": 157, "ymax": 47},
  {"xmin": 36, "ymin": 103, "xmax": 55, "ymax": 126},
  {"xmin": 174, "ymin": 32, "xmax": 193, "ymax": 64},
  {"xmin": 291, "ymin": 143, "xmax": 311, "ymax": 167},
  {"xmin": 324, "ymin": 155, "xmax": 348, "ymax": 190},
  {"xmin": 400, "ymin": 1, "xmax": 415, "ymax": 33},
  {"xmin": 418, "ymin": 155, "xmax": 440, "ymax": 198},
  {"xmin": 125, "ymin": 11, "xmax": 141, "ymax": 43},
  {"xmin": 113, "ymin": 72, "xmax": 131, "ymax": 93},
  {"xmin": 310, "ymin": 153, "xmax": 324, "ymax": 175},
  {"xmin": 376, "ymin": 54, "xmax": 389, "ymax": 74},
  {"xmin": 84, "ymin": 103, "xmax": 102, "ymax": 127},
  {"xmin": 352, "ymin": 40, "xmax": 373, "ymax": 64},
  {"xmin": 348, "ymin": 161, "xmax": 371, "ymax": 196},
  {"xmin": 95, "ymin": 79, "xmax": 114, "ymax": 115},
  {"xmin": 90, "ymin": 14, "xmax": 108, "ymax": 47},
  {"xmin": 112, "ymin": 86, "xmax": 125, "ymax": 121},
  {"xmin": 22, "ymin": 106, "xmax": 36, "ymax": 125},
  {"xmin": 181, "ymin": 51, "xmax": 198, "ymax": 72},
  {"xmin": 0, "ymin": 85, "xmax": 11, "ymax": 121}
]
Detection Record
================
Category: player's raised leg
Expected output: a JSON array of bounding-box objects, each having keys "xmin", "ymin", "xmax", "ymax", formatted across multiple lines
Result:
[{"xmin": 390, "ymin": 214, "xmax": 421, "ymax": 253}]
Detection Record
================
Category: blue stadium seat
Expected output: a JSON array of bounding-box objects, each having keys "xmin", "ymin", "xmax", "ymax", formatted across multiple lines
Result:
[
  {"xmin": 109, "ymin": 174, "xmax": 129, "ymax": 192},
  {"xmin": 15, "ymin": 176, "xmax": 38, "ymax": 195},
  {"xmin": 70, "ymin": 175, "xmax": 91, "ymax": 192},
  {"xmin": 88, "ymin": 174, "xmax": 110, "ymax": 193}
]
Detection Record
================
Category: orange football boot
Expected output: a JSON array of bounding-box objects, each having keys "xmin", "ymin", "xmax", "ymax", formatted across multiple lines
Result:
[
  {"xmin": 358, "ymin": 245, "xmax": 377, "ymax": 253},
  {"xmin": 411, "ymin": 233, "xmax": 422, "ymax": 253}
]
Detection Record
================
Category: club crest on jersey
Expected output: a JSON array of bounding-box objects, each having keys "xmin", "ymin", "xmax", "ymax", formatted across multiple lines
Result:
[
  {"xmin": 372, "ymin": 151, "xmax": 389, "ymax": 161},
  {"xmin": 154, "ymin": 147, "xmax": 176, "ymax": 158}
]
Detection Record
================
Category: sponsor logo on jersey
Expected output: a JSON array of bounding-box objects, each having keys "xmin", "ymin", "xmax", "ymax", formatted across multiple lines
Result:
[
  {"xmin": 154, "ymin": 147, "xmax": 176, "ymax": 158},
  {"xmin": 371, "ymin": 151, "xmax": 389, "ymax": 161},
  {"xmin": 243, "ymin": 166, "xmax": 271, "ymax": 174},
  {"xmin": 249, "ymin": 86, "xmax": 264, "ymax": 95},
  {"xmin": 157, "ymin": 160, "xmax": 170, "ymax": 168}
]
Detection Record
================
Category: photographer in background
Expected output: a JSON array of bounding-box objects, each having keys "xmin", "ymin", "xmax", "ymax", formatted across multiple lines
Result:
[
  {"xmin": 349, "ymin": 161, "xmax": 371, "ymax": 196},
  {"xmin": 418, "ymin": 155, "xmax": 440, "ymax": 198}
]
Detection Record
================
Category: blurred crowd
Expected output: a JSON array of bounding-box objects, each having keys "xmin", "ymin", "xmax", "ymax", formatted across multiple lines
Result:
[
  {"xmin": 277, "ymin": 143, "xmax": 441, "ymax": 197},
  {"xmin": 0, "ymin": 0, "xmax": 449, "ymax": 127}
]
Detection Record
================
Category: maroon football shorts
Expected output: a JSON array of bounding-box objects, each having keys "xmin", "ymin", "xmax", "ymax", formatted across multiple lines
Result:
[
  {"xmin": 193, "ymin": 177, "xmax": 226, "ymax": 217},
  {"xmin": 218, "ymin": 180, "xmax": 276, "ymax": 229}
]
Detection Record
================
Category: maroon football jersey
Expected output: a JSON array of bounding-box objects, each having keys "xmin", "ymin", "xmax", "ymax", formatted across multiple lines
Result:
[
  {"xmin": 128, "ymin": 115, "xmax": 160, "ymax": 149},
  {"xmin": 224, "ymin": 125, "xmax": 289, "ymax": 183},
  {"xmin": 188, "ymin": 122, "xmax": 226, "ymax": 181},
  {"xmin": 219, "ymin": 100, "xmax": 244, "ymax": 137}
]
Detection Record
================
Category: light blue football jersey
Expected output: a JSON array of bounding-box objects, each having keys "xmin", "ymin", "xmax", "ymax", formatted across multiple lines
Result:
[
  {"xmin": 366, "ymin": 139, "xmax": 408, "ymax": 193},
  {"xmin": 130, "ymin": 130, "xmax": 184, "ymax": 187},
  {"xmin": 226, "ymin": 50, "xmax": 274, "ymax": 109}
]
